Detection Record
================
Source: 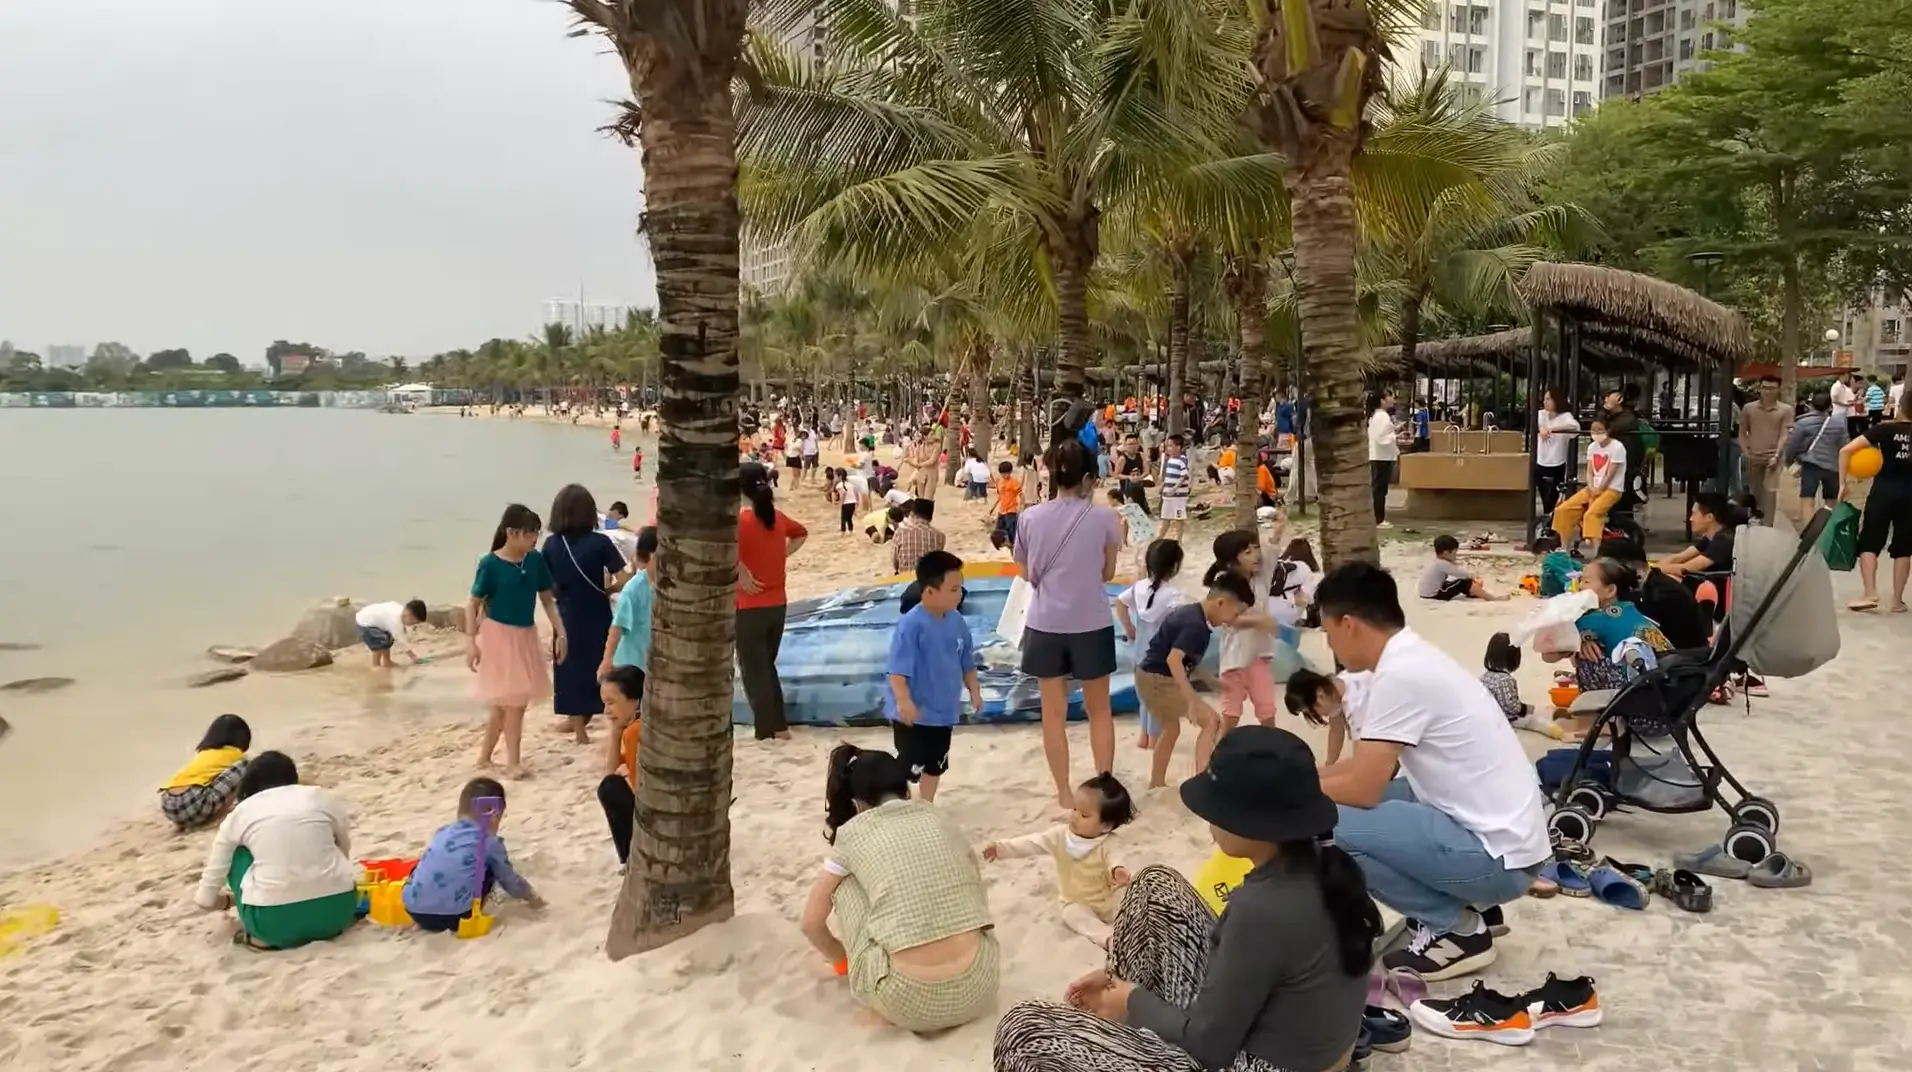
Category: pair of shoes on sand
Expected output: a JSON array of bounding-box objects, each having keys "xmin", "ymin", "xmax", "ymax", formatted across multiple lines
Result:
[{"xmin": 1676, "ymin": 844, "xmax": 1812, "ymax": 888}]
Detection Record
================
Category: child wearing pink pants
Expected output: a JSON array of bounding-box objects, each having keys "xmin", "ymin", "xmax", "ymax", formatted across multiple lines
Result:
[{"xmin": 1202, "ymin": 529, "xmax": 1285, "ymax": 730}]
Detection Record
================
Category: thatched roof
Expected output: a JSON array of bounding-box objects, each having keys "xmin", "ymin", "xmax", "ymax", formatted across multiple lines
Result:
[
  {"xmin": 1370, "ymin": 329, "xmax": 1531, "ymax": 373},
  {"xmin": 1517, "ymin": 263, "xmax": 1751, "ymax": 368}
]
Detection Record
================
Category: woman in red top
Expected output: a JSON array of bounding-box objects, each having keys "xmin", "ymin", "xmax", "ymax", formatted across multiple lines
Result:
[{"xmin": 737, "ymin": 462, "xmax": 809, "ymax": 740}]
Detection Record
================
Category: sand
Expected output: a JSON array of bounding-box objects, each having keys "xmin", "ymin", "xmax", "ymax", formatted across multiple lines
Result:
[{"xmin": 4, "ymin": 432, "xmax": 1909, "ymax": 1072}]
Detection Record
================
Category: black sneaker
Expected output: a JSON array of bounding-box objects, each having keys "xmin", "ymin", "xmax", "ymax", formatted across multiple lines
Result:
[
  {"xmin": 1407, "ymin": 981, "xmax": 1535, "ymax": 1046},
  {"xmin": 1480, "ymin": 905, "xmax": 1509, "ymax": 937},
  {"xmin": 1381, "ymin": 922, "xmax": 1497, "ymax": 981},
  {"xmin": 1363, "ymin": 1005, "xmax": 1412, "ymax": 1052},
  {"xmin": 1523, "ymin": 972, "xmax": 1602, "ymax": 1029}
]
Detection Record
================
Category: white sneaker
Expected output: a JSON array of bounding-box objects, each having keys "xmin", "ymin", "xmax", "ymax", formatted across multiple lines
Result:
[{"xmin": 1378, "ymin": 521, "xmax": 1395, "ymax": 530}]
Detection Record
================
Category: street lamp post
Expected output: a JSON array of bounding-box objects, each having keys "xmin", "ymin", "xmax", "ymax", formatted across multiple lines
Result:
[
  {"xmin": 1688, "ymin": 251, "xmax": 1730, "ymax": 493},
  {"xmin": 1277, "ymin": 252, "xmax": 1307, "ymax": 515}
]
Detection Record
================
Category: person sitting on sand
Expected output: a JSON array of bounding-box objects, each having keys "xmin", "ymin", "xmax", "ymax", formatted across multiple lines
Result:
[
  {"xmin": 1418, "ymin": 534, "xmax": 1507, "ymax": 601},
  {"xmin": 981, "ymin": 773, "xmax": 1135, "ymax": 948},
  {"xmin": 161, "ymin": 714, "xmax": 252, "ymax": 831},
  {"xmin": 991, "ymin": 727, "xmax": 1375, "ymax": 1072},
  {"xmin": 355, "ymin": 598, "xmax": 428, "ymax": 668},
  {"xmin": 404, "ymin": 777, "xmax": 546, "ymax": 932},
  {"xmin": 800, "ymin": 745, "xmax": 998, "ymax": 1033},
  {"xmin": 595, "ymin": 665, "xmax": 645, "ymax": 870},
  {"xmin": 1312, "ymin": 562, "xmax": 1548, "ymax": 981},
  {"xmin": 1541, "ymin": 557, "xmax": 1673, "ymax": 693},
  {"xmin": 191, "ymin": 751, "xmax": 358, "ymax": 950}
]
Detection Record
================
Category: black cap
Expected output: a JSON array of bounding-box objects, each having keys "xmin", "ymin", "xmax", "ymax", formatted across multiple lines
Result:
[{"xmin": 1179, "ymin": 726, "xmax": 1338, "ymax": 844}]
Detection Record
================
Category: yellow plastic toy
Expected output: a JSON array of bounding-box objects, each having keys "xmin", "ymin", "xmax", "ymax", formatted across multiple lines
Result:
[
  {"xmin": 0, "ymin": 904, "xmax": 60, "ymax": 958},
  {"xmin": 457, "ymin": 795, "xmax": 506, "ymax": 940},
  {"xmin": 1192, "ymin": 851, "xmax": 1254, "ymax": 915},
  {"xmin": 1849, "ymin": 446, "xmax": 1885, "ymax": 480},
  {"xmin": 365, "ymin": 881, "xmax": 413, "ymax": 927}
]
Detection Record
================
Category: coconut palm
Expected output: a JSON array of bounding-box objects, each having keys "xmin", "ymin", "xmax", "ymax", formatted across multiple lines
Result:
[
  {"xmin": 561, "ymin": 0, "xmax": 750, "ymax": 959},
  {"xmin": 740, "ymin": 0, "xmax": 1248, "ymax": 445}
]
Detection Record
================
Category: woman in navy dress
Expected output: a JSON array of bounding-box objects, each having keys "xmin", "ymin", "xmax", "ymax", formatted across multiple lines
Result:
[{"xmin": 545, "ymin": 484, "xmax": 632, "ymax": 743}]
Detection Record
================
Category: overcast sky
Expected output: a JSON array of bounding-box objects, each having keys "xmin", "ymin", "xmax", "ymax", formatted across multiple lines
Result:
[{"xmin": 0, "ymin": 0, "xmax": 655, "ymax": 361}]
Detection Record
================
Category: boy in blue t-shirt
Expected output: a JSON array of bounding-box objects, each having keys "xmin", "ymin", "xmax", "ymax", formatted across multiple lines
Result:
[{"xmin": 884, "ymin": 550, "xmax": 981, "ymax": 802}]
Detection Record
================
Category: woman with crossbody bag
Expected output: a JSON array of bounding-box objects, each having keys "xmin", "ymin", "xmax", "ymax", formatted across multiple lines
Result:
[
  {"xmin": 544, "ymin": 484, "xmax": 633, "ymax": 744},
  {"xmin": 1783, "ymin": 393, "xmax": 1849, "ymax": 528},
  {"xmin": 1013, "ymin": 439, "xmax": 1125, "ymax": 811}
]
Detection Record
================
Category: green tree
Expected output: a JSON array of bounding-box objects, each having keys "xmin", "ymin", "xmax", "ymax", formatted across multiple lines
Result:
[{"xmin": 205, "ymin": 353, "xmax": 243, "ymax": 374}]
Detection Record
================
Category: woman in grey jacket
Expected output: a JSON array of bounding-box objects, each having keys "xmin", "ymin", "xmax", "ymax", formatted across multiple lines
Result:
[{"xmin": 1783, "ymin": 393, "xmax": 1850, "ymax": 527}]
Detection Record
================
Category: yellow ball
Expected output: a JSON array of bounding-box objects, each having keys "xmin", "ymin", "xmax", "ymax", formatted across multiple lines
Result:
[
  {"xmin": 1192, "ymin": 850, "xmax": 1254, "ymax": 914},
  {"xmin": 1848, "ymin": 446, "xmax": 1884, "ymax": 480}
]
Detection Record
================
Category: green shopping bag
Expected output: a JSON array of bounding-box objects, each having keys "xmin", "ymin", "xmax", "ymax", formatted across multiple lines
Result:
[{"xmin": 1818, "ymin": 501, "xmax": 1862, "ymax": 572}]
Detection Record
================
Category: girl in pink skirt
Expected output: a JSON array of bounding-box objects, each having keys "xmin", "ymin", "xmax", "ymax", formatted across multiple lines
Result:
[{"xmin": 465, "ymin": 503, "xmax": 562, "ymax": 778}]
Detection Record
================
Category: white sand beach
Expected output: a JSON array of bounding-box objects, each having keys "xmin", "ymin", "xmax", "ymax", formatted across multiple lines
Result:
[{"xmin": 3, "ymin": 456, "xmax": 1909, "ymax": 1072}]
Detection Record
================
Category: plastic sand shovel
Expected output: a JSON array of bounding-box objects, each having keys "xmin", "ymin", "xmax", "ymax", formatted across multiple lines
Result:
[
  {"xmin": 457, "ymin": 796, "xmax": 505, "ymax": 940},
  {"xmin": 0, "ymin": 904, "xmax": 59, "ymax": 958}
]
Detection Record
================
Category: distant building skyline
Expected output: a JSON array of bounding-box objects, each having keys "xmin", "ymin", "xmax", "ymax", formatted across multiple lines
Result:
[
  {"xmin": 1401, "ymin": 0, "xmax": 1604, "ymax": 130},
  {"xmin": 541, "ymin": 297, "xmax": 649, "ymax": 335},
  {"xmin": 45, "ymin": 343, "xmax": 87, "ymax": 368}
]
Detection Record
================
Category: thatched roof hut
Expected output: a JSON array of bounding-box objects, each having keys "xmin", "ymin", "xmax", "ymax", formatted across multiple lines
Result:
[
  {"xmin": 1517, "ymin": 263, "xmax": 1752, "ymax": 370},
  {"xmin": 1370, "ymin": 329, "xmax": 1531, "ymax": 375}
]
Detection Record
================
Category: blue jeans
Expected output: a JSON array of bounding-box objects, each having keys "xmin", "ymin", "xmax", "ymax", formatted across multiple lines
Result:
[{"xmin": 1335, "ymin": 780, "xmax": 1538, "ymax": 932}]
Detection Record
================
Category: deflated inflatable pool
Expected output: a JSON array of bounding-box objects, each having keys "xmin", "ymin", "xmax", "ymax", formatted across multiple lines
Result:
[{"xmin": 730, "ymin": 575, "xmax": 1206, "ymax": 728}]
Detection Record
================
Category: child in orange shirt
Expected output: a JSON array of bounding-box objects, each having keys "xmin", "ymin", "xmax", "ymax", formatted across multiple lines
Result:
[
  {"xmin": 595, "ymin": 664, "xmax": 645, "ymax": 870},
  {"xmin": 991, "ymin": 460, "xmax": 1023, "ymax": 549}
]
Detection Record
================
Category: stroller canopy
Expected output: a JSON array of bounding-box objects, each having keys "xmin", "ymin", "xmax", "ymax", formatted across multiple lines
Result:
[{"xmin": 1729, "ymin": 522, "xmax": 1839, "ymax": 679}]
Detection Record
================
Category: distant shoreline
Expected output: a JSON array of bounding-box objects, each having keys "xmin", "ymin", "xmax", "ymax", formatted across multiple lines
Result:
[{"xmin": 0, "ymin": 388, "xmax": 419, "ymax": 409}]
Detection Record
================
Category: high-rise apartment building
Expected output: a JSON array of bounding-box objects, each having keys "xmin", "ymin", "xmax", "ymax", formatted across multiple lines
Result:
[
  {"xmin": 1403, "ymin": 0, "xmax": 1604, "ymax": 130},
  {"xmin": 1841, "ymin": 293, "xmax": 1912, "ymax": 379},
  {"xmin": 1603, "ymin": 0, "xmax": 1750, "ymax": 98},
  {"xmin": 45, "ymin": 344, "xmax": 88, "ymax": 369},
  {"xmin": 542, "ymin": 298, "xmax": 648, "ymax": 333}
]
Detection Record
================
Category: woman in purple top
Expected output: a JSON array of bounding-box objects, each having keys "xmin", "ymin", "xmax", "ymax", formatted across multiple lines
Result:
[{"xmin": 1014, "ymin": 438, "xmax": 1124, "ymax": 810}]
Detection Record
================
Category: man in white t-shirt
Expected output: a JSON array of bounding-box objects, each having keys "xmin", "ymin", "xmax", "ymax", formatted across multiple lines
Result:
[
  {"xmin": 1313, "ymin": 561, "xmax": 1549, "ymax": 981},
  {"xmin": 1367, "ymin": 391, "xmax": 1401, "ymax": 529}
]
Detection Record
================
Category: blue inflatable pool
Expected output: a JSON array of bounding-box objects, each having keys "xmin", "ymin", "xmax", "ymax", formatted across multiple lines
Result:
[{"xmin": 731, "ymin": 577, "xmax": 1211, "ymax": 728}]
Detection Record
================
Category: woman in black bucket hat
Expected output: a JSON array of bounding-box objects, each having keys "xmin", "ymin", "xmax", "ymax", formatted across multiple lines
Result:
[{"xmin": 993, "ymin": 727, "xmax": 1381, "ymax": 1072}]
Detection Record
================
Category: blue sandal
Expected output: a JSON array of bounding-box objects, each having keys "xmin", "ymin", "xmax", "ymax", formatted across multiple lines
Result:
[
  {"xmin": 1587, "ymin": 863, "xmax": 1650, "ymax": 910},
  {"xmin": 1541, "ymin": 859, "xmax": 1591, "ymax": 898}
]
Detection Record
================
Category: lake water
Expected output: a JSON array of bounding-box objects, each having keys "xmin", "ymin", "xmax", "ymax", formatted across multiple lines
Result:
[{"xmin": 0, "ymin": 409, "xmax": 643, "ymax": 866}]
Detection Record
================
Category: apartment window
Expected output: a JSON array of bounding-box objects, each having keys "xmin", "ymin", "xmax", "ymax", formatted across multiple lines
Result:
[
  {"xmin": 1577, "ymin": 0, "xmax": 1594, "ymax": 6},
  {"xmin": 1527, "ymin": 8, "xmax": 1547, "ymax": 36},
  {"xmin": 1724, "ymin": 0, "xmax": 1737, "ymax": 16},
  {"xmin": 1423, "ymin": 40, "xmax": 1443, "ymax": 68},
  {"xmin": 1701, "ymin": 30, "xmax": 1714, "ymax": 49},
  {"xmin": 1467, "ymin": 45, "xmax": 1487, "ymax": 72},
  {"xmin": 1646, "ymin": 11, "xmax": 1665, "ymax": 33},
  {"xmin": 1525, "ymin": 48, "xmax": 1544, "ymax": 76},
  {"xmin": 1610, "ymin": 22, "xmax": 1626, "ymax": 42},
  {"xmin": 1524, "ymin": 87, "xmax": 1544, "ymax": 113},
  {"xmin": 1423, "ymin": 3, "xmax": 1441, "ymax": 29},
  {"xmin": 1576, "ymin": 16, "xmax": 1597, "ymax": 42},
  {"xmin": 1647, "ymin": 38, "xmax": 1665, "ymax": 61},
  {"xmin": 1574, "ymin": 54, "xmax": 1593, "ymax": 80},
  {"xmin": 1644, "ymin": 64, "xmax": 1665, "ymax": 88},
  {"xmin": 1631, "ymin": 16, "xmax": 1644, "ymax": 36},
  {"xmin": 1608, "ymin": 45, "xmax": 1625, "ymax": 68},
  {"xmin": 1449, "ymin": 41, "xmax": 1468, "ymax": 64},
  {"xmin": 1677, "ymin": 37, "xmax": 1693, "ymax": 59},
  {"xmin": 1882, "ymin": 319, "xmax": 1902, "ymax": 344},
  {"xmin": 1703, "ymin": 1, "xmax": 1714, "ymax": 17},
  {"xmin": 1449, "ymin": 4, "xmax": 1466, "ymax": 32},
  {"xmin": 1572, "ymin": 90, "xmax": 1594, "ymax": 114},
  {"xmin": 1469, "ymin": 4, "xmax": 1490, "ymax": 34},
  {"xmin": 1545, "ymin": 87, "xmax": 1567, "ymax": 115},
  {"xmin": 1546, "ymin": 50, "xmax": 1567, "ymax": 77},
  {"xmin": 1680, "ymin": 9, "xmax": 1695, "ymax": 29}
]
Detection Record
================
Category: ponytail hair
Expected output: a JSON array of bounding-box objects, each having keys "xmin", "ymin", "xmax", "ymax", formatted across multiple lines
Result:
[
  {"xmin": 1283, "ymin": 668, "xmax": 1336, "ymax": 725},
  {"xmin": 490, "ymin": 503, "xmax": 542, "ymax": 551},
  {"xmin": 823, "ymin": 743, "xmax": 911, "ymax": 844},
  {"xmin": 1206, "ymin": 530, "xmax": 1257, "ymax": 586},
  {"xmin": 1278, "ymin": 838, "xmax": 1382, "ymax": 977},
  {"xmin": 1044, "ymin": 438, "xmax": 1093, "ymax": 491},
  {"xmin": 740, "ymin": 461, "xmax": 777, "ymax": 528},
  {"xmin": 1142, "ymin": 539, "xmax": 1184, "ymax": 608}
]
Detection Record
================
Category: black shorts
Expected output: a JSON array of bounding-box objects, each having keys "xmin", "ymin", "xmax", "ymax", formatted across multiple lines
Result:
[
  {"xmin": 1019, "ymin": 625, "xmax": 1118, "ymax": 681},
  {"xmin": 785, "ymin": 454, "xmax": 802, "ymax": 469},
  {"xmin": 1429, "ymin": 577, "xmax": 1472, "ymax": 601},
  {"xmin": 803, "ymin": 455, "xmax": 818, "ymax": 469},
  {"xmin": 1858, "ymin": 482, "xmax": 1912, "ymax": 559},
  {"xmin": 891, "ymin": 721, "xmax": 952, "ymax": 779}
]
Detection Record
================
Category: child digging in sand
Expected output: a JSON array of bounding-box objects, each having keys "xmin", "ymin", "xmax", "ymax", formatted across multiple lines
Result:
[
  {"xmin": 1282, "ymin": 667, "xmax": 1372, "ymax": 766},
  {"xmin": 1418, "ymin": 534, "xmax": 1509, "ymax": 601},
  {"xmin": 160, "ymin": 714, "xmax": 252, "ymax": 830},
  {"xmin": 885, "ymin": 550, "xmax": 982, "ymax": 802},
  {"xmin": 466, "ymin": 503, "xmax": 563, "ymax": 779},
  {"xmin": 355, "ymin": 598, "xmax": 428, "ymax": 668},
  {"xmin": 1133, "ymin": 571, "xmax": 1255, "ymax": 788},
  {"xmin": 981, "ymin": 773, "xmax": 1136, "ymax": 948},
  {"xmin": 404, "ymin": 777, "xmax": 546, "ymax": 931}
]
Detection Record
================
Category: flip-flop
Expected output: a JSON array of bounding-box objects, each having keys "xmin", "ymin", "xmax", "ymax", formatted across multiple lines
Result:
[
  {"xmin": 1650, "ymin": 868, "xmax": 1713, "ymax": 912},
  {"xmin": 1675, "ymin": 843, "xmax": 1753, "ymax": 880},
  {"xmin": 1848, "ymin": 599, "xmax": 1880, "ymax": 612},
  {"xmin": 1748, "ymin": 852, "xmax": 1813, "ymax": 889},
  {"xmin": 1587, "ymin": 863, "xmax": 1650, "ymax": 910},
  {"xmin": 1889, "ymin": 603, "xmax": 1909, "ymax": 614},
  {"xmin": 231, "ymin": 929, "xmax": 275, "ymax": 952},
  {"xmin": 1542, "ymin": 859, "xmax": 1592, "ymax": 897}
]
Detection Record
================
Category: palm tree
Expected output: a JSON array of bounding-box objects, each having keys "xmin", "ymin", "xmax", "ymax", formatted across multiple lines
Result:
[
  {"xmin": 562, "ymin": 0, "xmax": 750, "ymax": 959},
  {"xmin": 741, "ymin": 0, "xmax": 1246, "ymax": 446}
]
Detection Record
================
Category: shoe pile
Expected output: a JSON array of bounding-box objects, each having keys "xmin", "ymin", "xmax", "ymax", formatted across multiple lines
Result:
[{"xmin": 1408, "ymin": 973, "xmax": 1602, "ymax": 1047}]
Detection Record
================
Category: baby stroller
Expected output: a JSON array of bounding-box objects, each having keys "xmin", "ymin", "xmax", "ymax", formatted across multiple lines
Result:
[{"xmin": 1543, "ymin": 508, "xmax": 1839, "ymax": 864}]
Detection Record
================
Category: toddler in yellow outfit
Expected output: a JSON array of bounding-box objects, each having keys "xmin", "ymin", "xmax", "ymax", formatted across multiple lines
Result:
[
  {"xmin": 160, "ymin": 714, "xmax": 251, "ymax": 830},
  {"xmin": 982, "ymin": 773, "xmax": 1135, "ymax": 947}
]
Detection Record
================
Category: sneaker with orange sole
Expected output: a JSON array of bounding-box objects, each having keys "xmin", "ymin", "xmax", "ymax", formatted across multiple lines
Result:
[
  {"xmin": 1408, "ymin": 982, "xmax": 1535, "ymax": 1046},
  {"xmin": 1524, "ymin": 973, "xmax": 1603, "ymax": 1029}
]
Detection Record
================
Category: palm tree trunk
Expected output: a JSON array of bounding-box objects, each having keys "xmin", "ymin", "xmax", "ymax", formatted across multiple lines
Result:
[
  {"xmin": 1015, "ymin": 345, "xmax": 1038, "ymax": 458},
  {"xmin": 1049, "ymin": 208, "xmax": 1099, "ymax": 445},
  {"xmin": 1398, "ymin": 290, "xmax": 1425, "ymax": 371},
  {"xmin": 604, "ymin": 63, "xmax": 741, "ymax": 960},
  {"xmin": 969, "ymin": 339, "xmax": 994, "ymax": 461},
  {"xmin": 1288, "ymin": 153, "xmax": 1377, "ymax": 566},
  {"xmin": 1167, "ymin": 245, "xmax": 1192, "ymax": 439},
  {"xmin": 1228, "ymin": 257, "xmax": 1269, "ymax": 531}
]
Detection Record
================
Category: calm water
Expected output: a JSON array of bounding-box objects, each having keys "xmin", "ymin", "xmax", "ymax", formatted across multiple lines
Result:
[{"xmin": 0, "ymin": 409, "xmax": 642, "ymax": 866}]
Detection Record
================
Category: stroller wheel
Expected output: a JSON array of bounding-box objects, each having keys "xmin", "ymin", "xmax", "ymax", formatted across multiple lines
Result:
[
  {"xmin": 1548, "ymin": 805, "xmax": 1596, "ymax": 847},
  {"xmin": 1733, "ymin": 797, "xmax": 1781, "ymax": 835},
  {"xmin": 1723, "ymin": 823, "xmax": 1777, "ymax": 865},
  {"xmin": 1565, "ymin": 782, "xmax": 1612, "ymax": 820}
]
